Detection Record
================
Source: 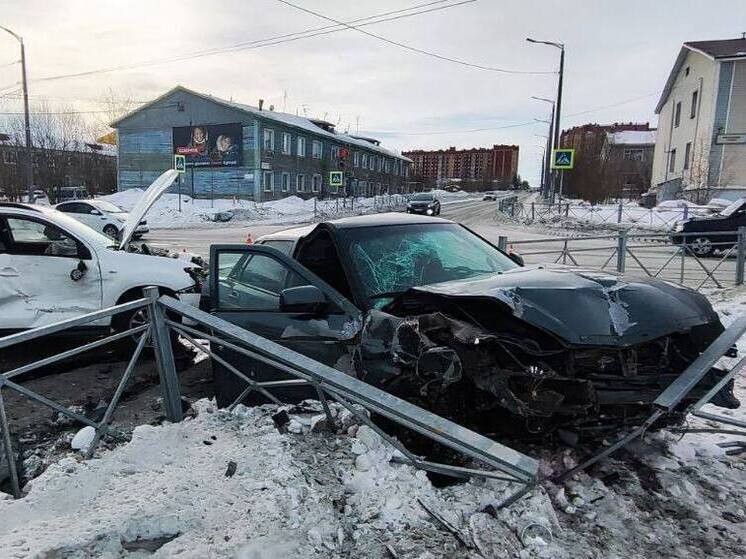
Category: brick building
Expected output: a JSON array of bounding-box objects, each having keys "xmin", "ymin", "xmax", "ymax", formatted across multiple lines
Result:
[
  {"xmin": 559, "ymin": 123, "xmax": 655, "ymax": 202},
  {"xmin": 402, "ymin": 145, "xmax": 519, "ymax": 188}
]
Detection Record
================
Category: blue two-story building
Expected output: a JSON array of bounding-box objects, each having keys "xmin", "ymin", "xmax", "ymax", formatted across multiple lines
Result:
[{"xmin": 112, "ymin": 86, "xmax": 412, "ymax": 201}]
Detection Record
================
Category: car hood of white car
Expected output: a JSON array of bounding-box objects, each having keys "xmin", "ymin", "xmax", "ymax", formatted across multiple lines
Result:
[{"xmin": 118, "ymin": 169, "xmax": 178, "ymax": 250}]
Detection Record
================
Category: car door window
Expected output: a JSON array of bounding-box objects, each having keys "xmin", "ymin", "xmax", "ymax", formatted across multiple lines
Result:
[
  {"xmin": 218, "ymin": 251, "xmax": 309, "ymax": 311},
  {"xmin": 6, "ymin": 217, "xmax": 81, "ymax": 258}
]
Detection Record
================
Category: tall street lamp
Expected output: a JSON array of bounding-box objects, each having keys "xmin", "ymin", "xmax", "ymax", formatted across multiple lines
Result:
[
  {"xmin": 0, "ymin": 25, "xmax": 33, "ymax": 203},
  {"xmin": 528, "ymin": 38, "xmax": 565, "ymax": 202},
  {"xmin": 531, "ymin": 96, "xmax": 555, "ymax": 199}
]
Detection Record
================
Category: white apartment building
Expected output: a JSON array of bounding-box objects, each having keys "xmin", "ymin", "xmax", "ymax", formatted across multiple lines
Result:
[{"xmin": 652, "ymin": 38, "xmax": 746, "ymax": 202}]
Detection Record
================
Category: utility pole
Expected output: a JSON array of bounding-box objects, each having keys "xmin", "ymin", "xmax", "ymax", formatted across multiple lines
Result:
[
  {"xmin": 1, "ymin": 26, "xmax": 33, "ymax": 203},
  {"xmin": 527, "ymin": 37, "xmax": 565, "ymax": 203}
]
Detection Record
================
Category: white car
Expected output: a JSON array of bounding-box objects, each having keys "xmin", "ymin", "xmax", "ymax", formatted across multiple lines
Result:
[
  {"xmin": 54, "ymin": 199, "xmax": 149, "ymax": 240},
  {"xmin": 0, "ymin": 201, "xmax": 200, "ymax": 335}
]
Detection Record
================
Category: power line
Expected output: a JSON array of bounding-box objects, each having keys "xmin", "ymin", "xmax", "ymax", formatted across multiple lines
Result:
[
  {"xmin": 275, "ymin": 0, "xmax": 555, "ymax": 75},
  {"xmin": 31, "ymin": 0, "xmax": 471, "ymax": 83}
]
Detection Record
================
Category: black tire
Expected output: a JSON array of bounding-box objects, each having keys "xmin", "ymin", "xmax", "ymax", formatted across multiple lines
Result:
[{"xmin": 103, "ymin": 224, "xmax": 120, "ymax": 240}]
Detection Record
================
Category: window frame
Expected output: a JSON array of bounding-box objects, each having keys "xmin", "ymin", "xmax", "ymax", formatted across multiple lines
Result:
[
  {"xmin": 684, "ymin": 142, "xmax": 691, "ymax": 170},
  {"xmin": 2, "ymin": 214, "xmax": 90, "ymax": 260},
  {"xmin": 353, "ymin": 151, "xmax": 360, "ymax": 168},
  {"xmin": 263, "ymin": 128, "xmax": 275, "ymax": 151},
  {"xmin": 690, "ymin": 90, "xmax": 698, "ymax": 119},
  {"xmin": 297, "ymin": 136, "xmax": 306, "ymax": 157},
  {"xmin": 312, "ymin": 173, "xmax": 322, "ymax": 193},
  {"xmin": 282, "ymin": 132, "xmax": 292, "ymax": 155},
  {"xmin": 296, "ymin": 174, "xmax": 306, "ymax": 193},
  {"xmin": 281, "ymin": 171, "xmax": 290, "ymax": 192},
  {"xmin": 669, "ymin": 148, "xmax": 677, "ymax": 173},
  {"xmin": 674, "ymin": 102, "xmax": 682, "ymax": 128},
  {"xmin": 262, "ymin": 170, "xmax": 274, "ymax": 192},
  {"xmin": 312, "ymin": 140, "xmax": 323, "ymax": 160}
]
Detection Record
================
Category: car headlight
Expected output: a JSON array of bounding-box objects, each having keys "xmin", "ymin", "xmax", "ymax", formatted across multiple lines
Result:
[{"xmin": 674, "ymin": 223, "xmax": 685, "ymax": 232}]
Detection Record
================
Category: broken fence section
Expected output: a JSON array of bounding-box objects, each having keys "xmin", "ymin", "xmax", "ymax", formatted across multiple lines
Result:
[{"xmin": 0, "ymin": 290, "xmax": 539, "ymax": 507}]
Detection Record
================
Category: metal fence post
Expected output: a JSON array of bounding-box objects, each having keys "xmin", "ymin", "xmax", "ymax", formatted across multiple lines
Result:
[
  {"xmin": 0, "ymin": 385, "xmax": 20, "ymax": 498},
  {"xmin": 617, "ymin": 202, "xmax": 623, "ymax": 224},
  {"xmin": 616, "ymin": 230, "xmax": 628, "ymax": 273},
  {"xmin": 144, "ymin": 287, "xmax": 183, "ymax": 422},
  {"xmin": 531, "ymin": 202, "xmax": 535, "ymax": 222},
  {"xmin": 565, "ymin": 203, "xmax": 569, "ymax": 217},
  {"xmin": 737, "ymin": 227, "xmax": 746, "ymax": 286},
  {"xmin": 683, "ymin": 205, "xmax": 689, "ymax": 221},
  {"xmin": 497, "ymin": 236, "xmax": 508, "ymax": 252}
]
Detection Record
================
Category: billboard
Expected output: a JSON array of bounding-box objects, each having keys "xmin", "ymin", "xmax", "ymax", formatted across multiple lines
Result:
[{"xmin": 173, "ymin": 123, "xmax": 242, "ymax": 167}]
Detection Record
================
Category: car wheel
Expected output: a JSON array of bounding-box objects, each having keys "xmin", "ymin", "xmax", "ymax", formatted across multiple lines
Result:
[
  {"xmin": 689, "ymin": 236, "xmax": 714, "ymax": 257},
  {"xmin": 103, "ymin": 224, "xmax": 120, "ymax": 240}
]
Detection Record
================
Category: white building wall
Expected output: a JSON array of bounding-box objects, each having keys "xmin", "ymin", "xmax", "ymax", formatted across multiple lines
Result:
[
  {"xmin": 719, "ymin": 60, "xmax": 746, "ymax": 187},
  {"xmin": 652, "ymin": 50, "xmax": 718, "ymax": 188}
]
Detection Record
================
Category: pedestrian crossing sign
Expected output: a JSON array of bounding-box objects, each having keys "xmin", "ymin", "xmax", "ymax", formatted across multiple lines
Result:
[
  {"xmin": 174, "ymin": 154, "xmax": 186, "ymax": 174},
  {"xmin": 551, "ymin": 149, "xmax": 575, "ymax": 170},
  {"xmin": 329, "ymin": 171, "xmax": 344, "ymax": 187}
]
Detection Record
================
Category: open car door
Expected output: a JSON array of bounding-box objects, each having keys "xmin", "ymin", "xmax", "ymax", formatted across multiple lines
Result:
[{"xmin": 208, "ymin": 244, "xmax": 363, "ymax": 406}]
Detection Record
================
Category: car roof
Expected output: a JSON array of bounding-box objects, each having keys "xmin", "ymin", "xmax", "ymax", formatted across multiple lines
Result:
[{"xmin": 259, "ymin": 212, "xmax": 452, "ymax": 242}]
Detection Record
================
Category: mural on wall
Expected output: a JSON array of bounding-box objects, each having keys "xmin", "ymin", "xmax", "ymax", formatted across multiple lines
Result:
[{"xmin": 173, "ymin": 123, "xmax": 242, "ymax": 167}]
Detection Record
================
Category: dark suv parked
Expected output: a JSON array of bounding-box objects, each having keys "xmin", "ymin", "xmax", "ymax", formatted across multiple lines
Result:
[
  {"xmin": 672, "ymin": 198, "xmax": 746, "ymax": 256},
  {"xmin": 406, "ymin": 192, "xmax": 441, "ymax": 215}
]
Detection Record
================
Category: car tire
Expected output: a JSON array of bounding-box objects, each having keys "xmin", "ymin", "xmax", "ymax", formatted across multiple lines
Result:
[
  {"xmin": 689, "ymin": 236, "xmax": 714, "ymax": 257},
  {"xmin": 103, "ymin": 224, "xmax": 120, "ymax": 240}
]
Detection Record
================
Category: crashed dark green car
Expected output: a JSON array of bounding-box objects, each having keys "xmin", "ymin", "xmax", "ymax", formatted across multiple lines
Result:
[{"xmin": 203, "ymin": 213, "xmax": 737, "ymax": 441}]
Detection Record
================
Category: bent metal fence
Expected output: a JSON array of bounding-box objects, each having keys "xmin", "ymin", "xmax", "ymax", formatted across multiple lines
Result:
[
  {"xmin": 499, "ymin": 228, "xmax": 746, "ymax": 291},
  {"xmin": 0, "ymin": 288, "xmax": 538, "ymax": 506},
  {"xmin": 312, "ymin": 194, "xmax": 407, "ymax": 220},
  {"xmin": 509, "ymin": 201, "xmax": 700, "ymax": 231},
  {"xmin": 3, "ymin": 290, "xmax": 746, "ymax": 509}
]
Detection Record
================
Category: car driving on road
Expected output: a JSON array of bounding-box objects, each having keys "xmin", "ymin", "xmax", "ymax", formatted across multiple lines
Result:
[
  {"xmin": 406, "ymin": 192, "xmax": 441, "ymax": 215},
  {"xmin": 55, "ymin": 199, "xmax": 149, "ymax": 240},
  {"xmin": 0, "ymin": 202, "xmax": 199, "ymax": 336},
  {"xmin": 204, "ymin": 212, "xmax": 736, "ymax": 441}
]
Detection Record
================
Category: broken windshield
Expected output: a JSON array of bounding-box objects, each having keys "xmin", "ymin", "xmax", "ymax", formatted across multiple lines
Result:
[{"xmin": 343, "ymin": 223, "xmax": 517, "ymax": 306}]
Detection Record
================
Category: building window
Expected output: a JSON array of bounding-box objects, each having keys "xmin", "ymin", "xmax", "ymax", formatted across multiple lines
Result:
[
  {"xmin": 262, "ymin": 170, "xmax": 274, "ymax": 192},
  {"xmin": 684, "ymin": 142, "xmax": 691, "ymax": 170},
  {"xmin": 312, "ymin": 174, "xmax": 322, "ymax": 192},
  {"xmin": 353, "ymin": 151, "xmax": 360, "ymax": 167},
  {"xmin": 282, "ymin": 133, "xmax": 292, "ymax": 155},
  {"xmin": 297, "ymin": 174, "xmax": 306, "ymax": 192},
  {"xmin": 368, "ymin": 154, "xmax": 375, "ymax": 171},
  {"xmin": 690, "ymin": 91, "xmax": 698, "ymax": 119},
  {"xmin": 393, "ymin": 160, "xmax": 399, "ymax": 176},
  {"xmin": 361, "ymin": 153, "xmax": 368, "ymax": 169},
  {"xmin": 674, "ymin": 102, "xmax": 682, "ymax": 127},
  {"xmin": 384, "ymin": 159, "xmax": 391, "ymax": 174},
  {"xmin": 359, "ymin": 180, "xmax": 367, "ymax": 196},
  {"xmin": 263, "ymin": 128, "xmax": 275, "ymax": 151},
  {"xmin": 685, "ymin": 66, "xmax": 690, "ymax": 77},
  {"xmin": 2, "ymin": 150, "xmax": 17, "ymax": 164},
  {"xmin": 297, "ymin": 136, "xmax": 306, "ymax": 157},
  {"xmin": 312, "ymin": 140, "xmax": 323, "ymax": 159},
  {"xmin": 377, "ymin": 157, "xmax": 383, "ymax": 172},
  {"xmin": 281, "ymin": 172, "xmax": 290, "ymax": 192},
  {"xmin": 669, "ymin": 148, "xmax": 676, "ymax": 173},
  {"xmin": 623, "ymin": 149, "xmax": 644, "ymax": 161},
  {"xmin": 331, "ymin": 145, "xmax": 340, "ymax": 159}
]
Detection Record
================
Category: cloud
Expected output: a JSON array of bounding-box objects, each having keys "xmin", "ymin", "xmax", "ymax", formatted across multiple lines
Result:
[{"xmin": 1, "ymin": 0, "xmax": 744, "ymax": 185}]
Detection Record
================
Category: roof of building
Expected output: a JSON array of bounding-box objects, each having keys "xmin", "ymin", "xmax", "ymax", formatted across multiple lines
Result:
[
  {"xmin": 112, "ymin": 86, "xmax": 411, "ymax": 162},
  {"xmin": 606, "ymin": 130, "xmax": 657, "ymax": 145},
  {"xmin": 655, "ymin": 38, "xmax": 746, "ymax": 114}
]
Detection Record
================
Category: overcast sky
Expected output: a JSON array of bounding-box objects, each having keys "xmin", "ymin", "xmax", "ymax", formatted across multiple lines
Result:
[{"xmin": 1, "ymin": 0, "xmax": 745, "ymax": 184}]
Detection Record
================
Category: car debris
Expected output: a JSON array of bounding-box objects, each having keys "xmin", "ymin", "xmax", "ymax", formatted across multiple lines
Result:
[{"xmin": 203, "ymin": 213, "xmax": 738, "ymax": 445}]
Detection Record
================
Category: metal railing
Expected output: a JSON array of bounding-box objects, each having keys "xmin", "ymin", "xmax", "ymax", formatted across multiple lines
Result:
[
  {"xmin": 0, "ymin": 290, "xmax": 538, "ymax": 506},
  {"xmin": 312, "ymin": 194, "xmax": 407, "ymax": 220},
  {"xmin": 507, "ymin": 201, "xmax": 707, "ymax": 231},
  {"xmin": 501, "ymin": 227, "xmax": 746, "ymax": 291}
]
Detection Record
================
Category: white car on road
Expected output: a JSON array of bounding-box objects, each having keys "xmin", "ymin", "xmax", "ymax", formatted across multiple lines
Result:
[
  {"xmin": 0, "ymin": 172, "xmax": 200, "ymax": 335},
  {"xmin": 55, "ymin": 199, "xmax": 149, "ymax": 240}
]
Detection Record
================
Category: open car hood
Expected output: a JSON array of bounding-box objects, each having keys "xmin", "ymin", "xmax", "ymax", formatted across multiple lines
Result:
[
  {"xmin": 118, "ymin": 169, "xmax": 179, "ymax": 250},
  {"xmin": 389, "ymin": 266, "xmax": 720, "ymax": 347}
]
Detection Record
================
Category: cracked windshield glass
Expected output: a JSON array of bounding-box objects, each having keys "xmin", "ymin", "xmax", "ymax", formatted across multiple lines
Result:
[{"xmin": 346, "ymin": 224, "xmax": 516, "ymax": 306}]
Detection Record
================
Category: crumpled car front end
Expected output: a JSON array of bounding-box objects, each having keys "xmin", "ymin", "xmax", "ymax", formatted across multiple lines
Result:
[{"xmin": 360, "ymin": 266, "xmax": 738, "ymax": 442}]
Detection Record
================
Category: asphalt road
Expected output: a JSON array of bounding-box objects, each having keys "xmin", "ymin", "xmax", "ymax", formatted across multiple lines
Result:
[{"xmin": 142, "ymin": 199, "xmax": 739, "ymax": 290}]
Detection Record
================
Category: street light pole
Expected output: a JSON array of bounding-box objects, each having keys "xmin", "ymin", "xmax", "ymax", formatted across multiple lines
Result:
[
  {"xmin": 527, "ymin": 38, "xmax": 565, "ymax": 203},
  {"xmin": 531, "ymin": 96, "xmax": 555, "ymax": 200},
  {"xmin": 1, "ymin": 26, "xmax": 33, "ymax": 203}
]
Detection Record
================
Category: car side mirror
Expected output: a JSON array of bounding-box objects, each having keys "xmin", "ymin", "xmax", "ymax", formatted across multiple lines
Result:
[
  {"xmin": 280, "ymin": 285, "xmax": 327, "ymax": 314},
  {"xmin": 508, "ymin": 252, "xmax": 525, "ymax": 267},
  {"xmin": 90, "ymin": 209, "xmax": 101, "ymax": 215}
]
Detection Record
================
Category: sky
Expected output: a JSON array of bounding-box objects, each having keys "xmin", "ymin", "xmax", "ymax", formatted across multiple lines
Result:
[{"xmin": 1, "ymin": 0, "xmax": 745, "ymax": 185}]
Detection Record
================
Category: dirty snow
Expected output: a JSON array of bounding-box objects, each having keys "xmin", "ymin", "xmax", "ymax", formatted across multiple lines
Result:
[
  {"xmin": 4, "ymin": 291, "xmax": 746, "ymax": 557},
  {"xmin": 99, "ymin": 189, "xmax": 475, "ymax": 229}
]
